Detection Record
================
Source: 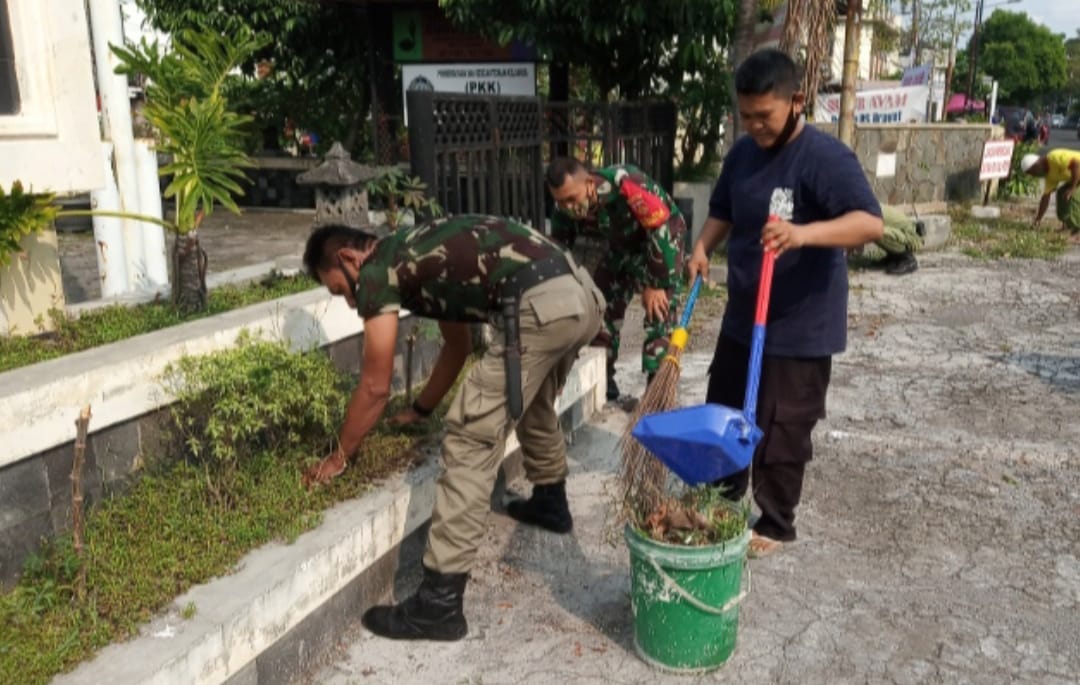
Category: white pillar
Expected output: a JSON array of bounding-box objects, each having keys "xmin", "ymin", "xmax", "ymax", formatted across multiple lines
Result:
[
  {"xmin": 989, "ymin": 81, "xmax": 999, "ymax": 124},
  {"xmin": 87, "ymin": 0, "xmax": 144, "ymax": 293},
  {"xmin": 134, "ymin": 139, "xmax": 169, "ymax": 292},
  {"xmin": 91, "ymin": 143, "xmax": 129, "ymax": 297}
]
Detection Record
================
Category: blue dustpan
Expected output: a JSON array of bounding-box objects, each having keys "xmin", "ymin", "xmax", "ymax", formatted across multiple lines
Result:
[
  {"xmin": 632, "ymin": 232, "xmax": 779, "ymax": 486},
  {"xmin": 632, "ymin": 404, "xmax": 760, "ymax": 484}
]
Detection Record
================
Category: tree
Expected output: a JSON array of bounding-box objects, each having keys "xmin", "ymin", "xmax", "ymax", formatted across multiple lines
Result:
[
  {"xmin": 440, "ymin": 0, "xmax": 737, "ymax": 172},
  {"xmin": 972, "ymin": 10, "xmax": 1067, "ymax": 105},
  {"xmin": 1065, "ymin": 31, "xmax": 1080, "ymax": 104},
  {"xmin": 135, "ymin": 0, "xmax": 371, "ymax": 156},
  {"xmin": 441, "ymin": 0, "xmax": 735, "ymax": 98},
  {"xmin": 114, "ymin": 28, "xmax": 267, "ymax": 311},
  {"xmin": 780, "ymin": 0, "xmax": 840, "ymax": 105}
]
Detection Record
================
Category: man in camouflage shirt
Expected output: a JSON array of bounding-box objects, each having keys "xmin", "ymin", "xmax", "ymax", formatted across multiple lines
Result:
[
  {"xmin": 301, "ymin": 215, "xmax": 605, "ymax": 642},
  {"xmin": 546, "ymin": 157, "xmax": 687, "ymax": 401}
]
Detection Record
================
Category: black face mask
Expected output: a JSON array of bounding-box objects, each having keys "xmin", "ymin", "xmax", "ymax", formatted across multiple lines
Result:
[
  {"xmin": 768, "ymin": 104, "xmax": 800, "ymax": 151},
  {"xmin": 337, "ymin": 256, "xmax": 359, "ymax": 307}
]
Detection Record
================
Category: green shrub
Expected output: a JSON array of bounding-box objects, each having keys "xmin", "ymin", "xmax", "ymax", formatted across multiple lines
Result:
[
  {"xmin": 163, "ymin": 334, "xmax": 347, "ymax": 492},
  {"xmin": 997, "ymin": 141, "xmax": 1041, "ymax": 200}
]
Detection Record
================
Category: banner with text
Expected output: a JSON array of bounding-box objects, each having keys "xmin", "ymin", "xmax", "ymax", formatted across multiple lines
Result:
[
  {"xmin": 402, "ymin": 63, "xmax": 536, "ymax": 125},
  {"xmin": 813, "ymin": 85, "xmax": 930, "ymax": 125}
]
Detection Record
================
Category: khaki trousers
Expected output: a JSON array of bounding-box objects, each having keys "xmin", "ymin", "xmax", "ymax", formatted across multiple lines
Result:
[{"xmin": 423, "ymin": 267, "xmax": 605, "ymax": 574}]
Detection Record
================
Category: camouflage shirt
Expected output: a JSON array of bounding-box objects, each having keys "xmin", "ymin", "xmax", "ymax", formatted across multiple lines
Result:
[
  {"xmin": 551, "ymin": 165, "xmax": 684, "ymax": 290},
  {"xmin": 354, "ymin": 214, "xmax": 567, "ymax": 322}
]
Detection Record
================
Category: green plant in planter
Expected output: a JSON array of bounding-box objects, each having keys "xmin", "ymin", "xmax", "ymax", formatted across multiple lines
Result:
[
  {"xmin": 161, "ymin": 332, "xmax": 346, "ymax": 502},
  {"xmin": 0, "ymin": 182, "xmax": 58, "ymax": 268},
  {"xmin": 998, "ymin": 140, "xmax": 1041, "ymax": 200},
  {"xmin": 366, "ymin": 167, "xmax": 443, "ymax": 230},
  {"xmin": 112, "ymin": 27, "xmax": 269, "ymax": 311}
]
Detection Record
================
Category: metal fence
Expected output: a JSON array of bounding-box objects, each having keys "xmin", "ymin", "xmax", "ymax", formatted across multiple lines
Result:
[
  {"xmin": 543, "ymin": 101, "xmax": 676, "ymax": 193},
  {"xmin": 407, "ymin": 91, "xmax": 546, "ymax": 230},
  {"xmin": 407, "ymin": 92, "xmax": 677, "ymax": 231}
]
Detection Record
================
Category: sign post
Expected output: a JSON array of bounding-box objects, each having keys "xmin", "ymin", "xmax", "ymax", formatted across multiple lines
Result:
[{"xmin": 978, "ymin": 139, "xmax": 1015, "ymax": 206}]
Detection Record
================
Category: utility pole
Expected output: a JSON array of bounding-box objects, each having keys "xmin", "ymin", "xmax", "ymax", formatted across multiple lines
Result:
[
  {"xmin": 943, "ymin": 0, "xmax": 961, "ymax": 109},
  {"xmin": 911, "ymin": 0, "xmax": 921, "ymax": 67},
  {"xmin": 965, "ymin": 0, "xmax": 985, "ymax": 107},
  {"xmin": 839, "ymin": 0, "xmax": 863, "ymax": 148}
]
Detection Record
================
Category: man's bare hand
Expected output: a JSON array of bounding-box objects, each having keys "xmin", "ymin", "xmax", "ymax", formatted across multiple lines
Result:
[
  {"xmin": 642, "ymin": 287, "xmax": 670, "ymax": 322},
  {"xmin": 761, "ymin": 218, "xmax": 804, "ymax": 256},
  {"xmin": 303, "ymin": 449, "xmax": 347, "ymax": 489},
  {"xmin": 686, "ymin": 244, "xmax": 710, "ymax": 284}
]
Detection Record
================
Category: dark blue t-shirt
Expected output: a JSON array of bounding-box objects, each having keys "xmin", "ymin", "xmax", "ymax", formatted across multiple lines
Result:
[{"xmin": 709, "ymin": 125, "xmax": 881, "ymax": 358}]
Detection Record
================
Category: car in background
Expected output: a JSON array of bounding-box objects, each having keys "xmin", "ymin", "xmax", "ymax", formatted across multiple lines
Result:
[{"xmin": 1052, "ymin": 113, "xmax": 1065, "ymax": 128}]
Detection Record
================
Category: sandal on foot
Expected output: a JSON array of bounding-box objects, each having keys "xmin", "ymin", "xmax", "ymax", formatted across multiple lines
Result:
[{"xmin": 748, "ymin": 531, "xmax": 783, "ymax": 559}]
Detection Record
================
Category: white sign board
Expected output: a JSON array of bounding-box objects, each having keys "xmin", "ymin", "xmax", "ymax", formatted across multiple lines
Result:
[
  {"xmin": 402, "ymin": 63, "xmax": 536, "ymax": 125},
  {"xmin": 979, "ymin": 140, "xmax": 1016, "ymax": 181},
  {"xmin": 813, "ymin": 85, "xmax": 931, "ymax": 125},
  {"xmin": 875, "ymin": 152, "xmax": 897, "ymax": 178}
]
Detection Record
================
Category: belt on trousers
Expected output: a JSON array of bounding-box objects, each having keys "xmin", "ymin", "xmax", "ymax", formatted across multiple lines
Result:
[
  {"xmin": 497, "ymin": 253, "xmax": 574, "ymax": 302},
  {"xmin": 496, "ymin": 253, "xmax": 575, "ymax": 421}
]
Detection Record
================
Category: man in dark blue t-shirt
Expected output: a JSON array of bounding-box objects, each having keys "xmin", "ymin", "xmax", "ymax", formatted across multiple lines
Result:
[{"xmin": 687, "ymin": 49, "xmax": 884, "ymax": 558}]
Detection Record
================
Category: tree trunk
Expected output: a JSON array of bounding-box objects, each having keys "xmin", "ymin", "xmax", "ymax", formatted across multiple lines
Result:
[
  {"xmin": 838, "ymin": 0, "xmax": 864, "ymax": 148},
  {"xmin": 729, "ymin": 0, "xmax": 760, "ymax": 139},
  {"xmin": 173, "ymin": 231, "xmax": 208, "ymax": 312}
]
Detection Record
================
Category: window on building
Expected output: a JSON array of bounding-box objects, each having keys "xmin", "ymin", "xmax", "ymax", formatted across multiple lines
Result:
[{"xmin": 0, "ymin": 0, "xmax": 19, "ymax": 115}]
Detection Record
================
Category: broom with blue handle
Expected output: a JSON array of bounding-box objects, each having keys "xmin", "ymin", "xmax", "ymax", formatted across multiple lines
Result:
[{"xmin": 618, "ymin": 274, "xmax": 704, "ymax": 518}]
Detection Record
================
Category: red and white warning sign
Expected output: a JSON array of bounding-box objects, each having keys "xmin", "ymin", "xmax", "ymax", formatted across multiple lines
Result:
[{"xmin": 979, "ymin": 140, "xmax": 1016, "ymax": 181}]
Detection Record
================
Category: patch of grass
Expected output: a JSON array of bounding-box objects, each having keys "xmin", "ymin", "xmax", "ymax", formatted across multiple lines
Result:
[
  {"xmin": 0, "ymin": 273, "xmax": 317, "ymax": 374},
  {"xmin": 948, "ymin": 206, "xmax": 1067, "ymax": 260},
  {"xmin": 0, "ymin": 340, "xmax": 440, "ymax": 685}
]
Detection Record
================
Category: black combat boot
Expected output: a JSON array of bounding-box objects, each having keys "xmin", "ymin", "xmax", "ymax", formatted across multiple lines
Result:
[
  {"xmin": 885, "ymin": 251, "xmax": 918, "ymax": 276},
  {"xmin": 361, "ymin": 566, "xmax": 468, "ymax": 641},
  {"xmin": 506, "ymin": 480, "xmax": 573, "ymax": 533}
]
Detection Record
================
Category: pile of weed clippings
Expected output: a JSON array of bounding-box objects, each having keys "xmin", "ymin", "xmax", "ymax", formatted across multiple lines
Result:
[
  {"xmin": 0, "ymin": 273, "xmax": 316, "ymax": 373},
  {"xmin": 634, "ymin": 487, "xmax": 749, "ymax": 547},
  {"xmin": 0, "ymin": 340, "xmax": 441, "ymax": 685}
]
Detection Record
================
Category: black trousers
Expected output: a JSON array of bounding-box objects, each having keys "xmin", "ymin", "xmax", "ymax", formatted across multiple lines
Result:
[{"xmin": 705, "ymin": 335, "xmax": 832, "ymax": 541}]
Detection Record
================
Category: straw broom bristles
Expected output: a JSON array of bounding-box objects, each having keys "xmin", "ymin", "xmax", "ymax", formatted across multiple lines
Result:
[{"xmin": 617, "ymin": 326, "xmax": 690, "ymax": 519}]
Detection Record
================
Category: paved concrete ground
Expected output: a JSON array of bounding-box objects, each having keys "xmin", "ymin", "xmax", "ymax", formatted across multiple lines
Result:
[
  {"xmin": 57, "ymin": 208, "xmax": 314, "ymax": 304},
  {"xmin": 304, "ymin": 248, "xmax": 1080, "ymax": 684}
]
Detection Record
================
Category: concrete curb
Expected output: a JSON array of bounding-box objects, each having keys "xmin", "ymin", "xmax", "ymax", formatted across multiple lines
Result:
[
  {"xmin": 51, "ymin": 348, "xmax": 606, "ymax": 685},
  {"xmin": 0, "ymin": 288, "xmax": 370, "ymax": 469}
]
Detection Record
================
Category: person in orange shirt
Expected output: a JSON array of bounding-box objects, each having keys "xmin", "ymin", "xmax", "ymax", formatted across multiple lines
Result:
[{"xmin": 1021, "ymin": 149, "xmax": 1080, "ymax": 234}]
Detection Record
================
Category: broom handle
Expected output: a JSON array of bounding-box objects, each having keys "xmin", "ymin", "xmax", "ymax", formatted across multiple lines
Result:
[
  {"xmin": 678, "ymin": 275, "xmax": 704, "ymax": 329},
  {"xmin": 743, "ymin": 224, "xmax": 779, "ymax": 425}
]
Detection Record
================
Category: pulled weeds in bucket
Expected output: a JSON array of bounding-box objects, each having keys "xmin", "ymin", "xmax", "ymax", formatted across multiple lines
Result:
[{"xmin": 634, "ymin": 486, "xmax": 749, "ymax": 547}]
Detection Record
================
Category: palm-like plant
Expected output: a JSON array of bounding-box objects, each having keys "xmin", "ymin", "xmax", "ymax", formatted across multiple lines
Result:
[{"xmin": 113, "ymin": 27, "xmax": 268, "ymax": 311}]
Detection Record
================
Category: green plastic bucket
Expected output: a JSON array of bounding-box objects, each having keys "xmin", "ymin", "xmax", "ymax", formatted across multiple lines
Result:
[{"xmin": 625, "ymin": 524, "xmax": 750, "ymax": 673}]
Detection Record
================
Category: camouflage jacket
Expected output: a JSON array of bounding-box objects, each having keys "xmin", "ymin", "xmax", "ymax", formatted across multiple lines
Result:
[
  {"xmin": 550, "ymin": 164, "xmax": 684, "ymax": 290},
  {"xmin": 354, "ymin": 214, "xmax": 567, "ymax": 322}
]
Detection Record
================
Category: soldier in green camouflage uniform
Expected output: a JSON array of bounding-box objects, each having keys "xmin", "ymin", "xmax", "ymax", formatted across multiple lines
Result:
[
  {"xmin": 856, "ymin": 205, "xmax": 922, "ymax": 275},
  {"xmin": 546, "ymin": 157, "xmax": 686, "ymax": 400},
  {"xmin": 301, "ymin": 215, "xmax": 605, "ymax": 642}
]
